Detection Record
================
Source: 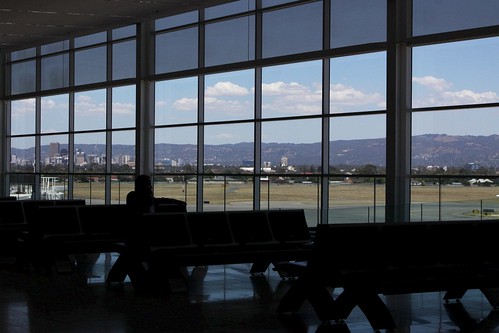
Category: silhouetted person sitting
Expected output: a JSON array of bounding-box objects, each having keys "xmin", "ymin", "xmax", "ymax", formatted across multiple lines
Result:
[
  {"xmin": 126, "ymin": 174, "xmax": 187, "ymax": 214},
  {"xmin": 110, "ymin": 174, "xmax": 155, "ymax": 290},
  {"xmin": 126, "ymin": 174, "xmax": 155, "ymax": 215}
]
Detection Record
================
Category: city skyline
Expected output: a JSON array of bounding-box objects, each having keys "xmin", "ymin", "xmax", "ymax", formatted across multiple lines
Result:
[{"xmin": 10, "ymin": 133, "xmax": 499, "ymax": 170}]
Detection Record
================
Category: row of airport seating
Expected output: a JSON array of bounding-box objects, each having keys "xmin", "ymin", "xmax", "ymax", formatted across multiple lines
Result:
[
  {"xmin": 0, "ymin": 199, "xmax": 87, "ymax": 258},
  {"xmin": 14, "ymin": 200, "xmax": 187, "ymax": 271},
  {"xmin": 20, "ymin": 203, "xmax": 133, "ymax": 272},
  {"xmin": 278, "ymin": 220, "xmax": 499, "ymax": 331},
  {"xmin": 1, "ymin": 200, "xmax": 313, "ymax": 286},
  {"xmin": 107, "ymin": 209, "xmax": 313, "ymax": 290},
  {"xmin": 0, "ymin": 198, "xmax": 188, "ymax": 263}
]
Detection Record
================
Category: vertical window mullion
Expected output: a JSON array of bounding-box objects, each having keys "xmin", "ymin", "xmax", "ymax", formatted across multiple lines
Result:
[{"xmin": 385, "ymin": 0, "xmax": 411, "ymax": 223}]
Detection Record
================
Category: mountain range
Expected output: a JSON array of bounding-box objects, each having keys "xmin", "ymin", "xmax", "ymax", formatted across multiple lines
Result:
[{"xmin": 12, "ymin": 134, "xmax": 499, "ymax": 169}]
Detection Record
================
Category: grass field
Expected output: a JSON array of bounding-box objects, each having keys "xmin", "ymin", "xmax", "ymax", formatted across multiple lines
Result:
[
  {"xmin": 65, "ymin": 181, "xmax": 499, "ymax": 225},
  {"xmin": 70, "ymin": 181, "xmax": 499, "ymax": 208}
]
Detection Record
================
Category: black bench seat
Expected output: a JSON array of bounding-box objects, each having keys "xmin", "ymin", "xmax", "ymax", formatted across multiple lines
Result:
[
  {"xmin": 108, "ymin": 209, "xmax": 313, "ymax": 290},
  {"xmin": 278, "ymin": 220, "xmax": 499, "ymax": 331}
]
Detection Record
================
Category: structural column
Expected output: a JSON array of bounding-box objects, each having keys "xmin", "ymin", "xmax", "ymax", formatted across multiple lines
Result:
[{"xmin": 385, "ymin": 0, "xmax": 412, "ymax": 223}]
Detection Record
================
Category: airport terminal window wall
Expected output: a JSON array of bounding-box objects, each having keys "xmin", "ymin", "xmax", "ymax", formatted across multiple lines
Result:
[
  {"xmin": 410, "ymin": 1, "xmax": 499, "ymax": 221},
  {"xmin": 7, "ymin": 26, "xmax": 138, "ymax": 204},
  {"xmin": 4, "ymin": 0, "xmax": 499, "ymax": 224}
]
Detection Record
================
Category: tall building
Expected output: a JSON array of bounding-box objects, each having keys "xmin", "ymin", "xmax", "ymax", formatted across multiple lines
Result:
[{"xmin": 49, "ymin": 142, "xmax": 60, "ymax": 158}]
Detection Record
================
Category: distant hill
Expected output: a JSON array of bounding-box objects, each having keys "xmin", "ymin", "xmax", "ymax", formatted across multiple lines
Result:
[
  {"xmin": 10, "ymin": 134, "xmax": 499, "ymax": 169},
  {"xmin": 412, "ymin": 134, "xmax": 499, "ymax": 168}
]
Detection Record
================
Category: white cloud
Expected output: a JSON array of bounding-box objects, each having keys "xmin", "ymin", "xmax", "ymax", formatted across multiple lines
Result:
[
  {"xmin": 11, "ymin": 98, "xmax": 35, "ymax": 117},
  {"xmin": 261, "ymin": 81, "xmax": 322, "ymax": 115},
  {"xmin": 413, "ymin": 75, "xmax": 499, "ymax": 107},
  {"xmin": 155, "ymin": 100, "xmax": 167, "ymax": 108},
  {"xmin": 262, "ymin": 81, "xmax": 309, "ymax": 95},
  {"xmin": 330, "ymin": 83, "xmax": 384, "ymax": 106},
  {"xmin": 75, "ymin": 102, "xmax": 105, "ymax": 115},
  {"xmin": 41, "ymin": 98, "xmax": 57, "ymax": 109},
  {"xmin": 166, "ymin": 80, "xmax": 385, "ymax": 117},
  {"xmin": 441, "ymin": 89, "xmax": 499, "ymax": 104},
  {"xmin": 413, "ymin": 76, "xmax": 452, "ymax": 91},
  {"xmin": 173, "ymin": 97, "xmax": 197, "ymax": 111},
  {"xmin": 111, "ymin": 102, "xmax": 134, "ymax": 115},
  {"xmin": 77, "ymin": 95, "xmax": 93, "ymax": 103},
  {"xmin": 40, "ymin": 97, "xmax": 69, "ymax": 110},
  {"xmin": 206, "ymin": 81, "xmax": 249, "ymax": 97},
  {"xmin": 205, "ymin": 96, "xmax": 251, "ymax": 115},
  {"xmin": 74, "ymin": 94, "xmax": 105, "ymax": 115}
]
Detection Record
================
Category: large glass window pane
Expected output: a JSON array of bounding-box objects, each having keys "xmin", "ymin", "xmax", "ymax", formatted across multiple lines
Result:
[
  {"xmin": 155, "ymin": 77, "xmax": 198, "ymax": 125},
  {"xmin": 41, "ymin": 41, "xmax": 70, "ymax": 55},
  {"xmin": 203, "ymin": 175, "xmax": 254, "ymax": 211},
  {"xmin": 110, "ymin": 176, "xmax": 134, "ymax": 205},
  {"xmin": 155, "ymin": 11, "xmax": 198, "ymax": 31},
  {"xmin": 262, "ymin": 118, "xmax": 322, "ymax": 172},
  {"xmin": 41, "ymin": 135, "xmax": 69, "ymax": 173},
  {"xmin": 113, "ymin": 40, "xmax": 136, "ymax": 80},
  {"xmin": 330, "ymin": 52, "xmax": 386, "ymax": 113},
  {"xmin": 205, "ymin": 16, "xmax": 255, "ymax": 67},
  {"xmin": 10, "ymin": 137, "xmax": 35, "ymax": 173},
  {"xmin": 262, "ymin": 1, "xmax": 323, "ymax": 58},
  {"xmin": 112, "ymin": 85, "xmax": 136, "ymax": 128},
  {"xmin": 413, "ymin": 38, "xmax": 499, "ymax": 108},
  {"xmin": 155, "ymin": 27, "xmax": 198, "ymax": 74},
  {"xmin": 74, "ymin": 132, "xmax": 107, "ymax": 173},
  {"xmin": 155, "ymin": 126, "xmax": 197, "ymax": 174},
  {"xmin": 9, "ymin": 173, "xmax": 35, "ymax": 199},
  {"xmin": 75, "ymin": 46, "xmax": 107, "ymax": 85},
  {"xmin": 75, "ymin": 89, "xmax": 107, "ymax": 131},
  {"xmin": 412, "ymin": 107, "xmax": 499, "ymax": 221},
  {"xmin": 112, "ymin": 25, "xmax": 136, "ymax": 40},
  {"xmin": 10, "ymin": 48, "xmax": 35, "ymax": 61},
  {"xmin": 442, "ymin": 181, "xmax": 494, "ymax": 220},
  {"xmin": 41, "ymin": 54, "xmax": 70, "ymax": 90},
  {"xmin": 74, "ymin": 31, "xmax": 107, "ymax": 48},
  {"xmin": 329, "ymin": 114, "xmax": 386, "ymax": 223},
  {"xmin": 410, "ymin": 177, "xmax": 499, "ymax": 222},
  {"xmin": 204, "ymin": 123, "xmax": 254, "ymax": 174},
  {"xmin": 329, "ymin": 114, "xmax": 386, "ymax": 168},
  {"xmin": 112, "ymin": 130, "xmax": 135, "ymax": 174},
  {"xmin": 41, "ymin": 94, "xmax": 69, "ymax": 133},
  {"xmin": 410, "ymin": 178, "xmax": 439, "ymax": 221},
  {"xmin": 331, "ymin": 0, "xmax": 386, "ymax": 48},
  {"xmin": 440, "ymin": 184, "xmax": 498, "ymax": 221},
  {"xmin": 153, "ymin": 176, "xmax": 194, "ymax": 209},
  {"xmin": 413, "ymin": 0, "xmax": 499, "ymax": 36},
  {"xmin": 262, "ymin": 61, "xmax": 322, "ymax": 118},
  {"xmin": 262, "ymin": 0, "xmax": 300, "ymax": 7},
  {"xmin": 205, "ymin": 0, "xmax": 255, "ymax": 20},
  {"xmin": 40, "ymin": 174, "xmax": 69, "ymax": 200},
  {"xmin": 73, "ymin": 174, "xmax": 106, "ymax": 204},
  {"xmin": 205, "ymin": 70, "xmax": 254, "ymax": 122},
  {"xmin": 412, "ymin": 108, "xmax": 499, "ymax": 170},
  {"xmin": 260, "ymin": 175, "xmax": 320, "ymax": 225},
  {"xmin": 11, "ymin": 60, "xmax": 36, "ymax": 94},
  {"xmin": 328, "ymin": 178, "xmax": 385, "ymax": 223},
  {"xmin": 11, "ymin": 99, "xmax": 35, "ymax": 135}
]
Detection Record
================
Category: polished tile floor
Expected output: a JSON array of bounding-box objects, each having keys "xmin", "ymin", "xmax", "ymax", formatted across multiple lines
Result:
[{"xmin": 1, "ymin": 253, "xmax": 499, "ymax": 333}]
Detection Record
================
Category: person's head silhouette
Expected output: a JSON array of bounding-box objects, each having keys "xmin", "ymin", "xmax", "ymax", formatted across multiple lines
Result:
[
  {"xmin": 127, "ymin": 174, "xmax": 155, "ymax": 214},
  {"xmin": 134, "ymin": 174, "xmax": 152, "ymax": 195}
]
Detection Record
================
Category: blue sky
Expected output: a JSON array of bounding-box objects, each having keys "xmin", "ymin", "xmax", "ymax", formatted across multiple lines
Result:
[{"xmin": 412, "ymin": 37, "xmax": 499, "ymax": 136}]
